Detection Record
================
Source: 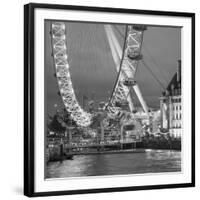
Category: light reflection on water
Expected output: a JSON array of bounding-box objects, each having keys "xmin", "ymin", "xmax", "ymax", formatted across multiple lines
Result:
[{"xmin": 46, "ymin": 150, "xmax": 181, "ymax": 179}]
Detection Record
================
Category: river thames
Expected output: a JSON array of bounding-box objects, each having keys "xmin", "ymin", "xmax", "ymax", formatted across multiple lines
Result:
[{"xmin": 46, "ymin": 149, "xmax": 181, "ymax": 179}]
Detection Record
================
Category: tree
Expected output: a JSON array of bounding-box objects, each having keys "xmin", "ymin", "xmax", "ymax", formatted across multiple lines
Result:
[
  {"xmin": 47, "ymin": 113, "xmax": 65, "ymax": 133},
  {"xmin": 47, "ymin": 108, "xmax": 77, "ymax": 133}
]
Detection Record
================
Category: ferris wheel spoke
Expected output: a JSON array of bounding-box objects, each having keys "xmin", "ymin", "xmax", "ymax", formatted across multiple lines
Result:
[
  {"xmin": 105, "ymin": 24, "xmax": 148, "ymax": 115},
  {"xmin": 51, "ymin": 22, "xmax": 149, "ymax": 127}
]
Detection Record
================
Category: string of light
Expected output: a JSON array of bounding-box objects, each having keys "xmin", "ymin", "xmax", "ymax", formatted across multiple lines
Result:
[
  {"xmin": 51, "ymin": 22, "xmax": 92, "ymax": 127},
  {"xmin": 105, "ymin": 25, "xmax": 147, "ymax": 116},
  {"xmin": 51, "ymin": 22, "xmax": 147, "ymax": 126}
]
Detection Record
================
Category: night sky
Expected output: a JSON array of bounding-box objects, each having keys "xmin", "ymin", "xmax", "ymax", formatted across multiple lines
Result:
[{"xmin": 45, "ymin": 21, "xmax": 181, "ymax": 115}]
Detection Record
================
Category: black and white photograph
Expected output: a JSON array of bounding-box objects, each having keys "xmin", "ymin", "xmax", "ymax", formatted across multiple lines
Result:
[
  {"xmin": 45, "ymin": 21, "xmax": 182, "ymax": 179},
  {"xmin": 23, "ymin": 3, "xmax": 195, "ymax": 196}
]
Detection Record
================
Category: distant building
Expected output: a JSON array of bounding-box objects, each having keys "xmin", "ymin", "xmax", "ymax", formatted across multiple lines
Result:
[
  {"xmin": 159, "ymin": 60, "xmax": 182, "ymax": 138},
  {"xmin": 151, "ymin": 115, "xmax": 161, "ymax": 134}
]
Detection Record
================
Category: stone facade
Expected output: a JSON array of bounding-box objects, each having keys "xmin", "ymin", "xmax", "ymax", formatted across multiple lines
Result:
[{"xmin": 160, "ymin": 60, "xmax": 182, "ymax": 138}]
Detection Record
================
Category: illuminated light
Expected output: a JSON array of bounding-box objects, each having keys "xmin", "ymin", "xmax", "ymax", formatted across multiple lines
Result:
[
  {"xmin": 52, "ymin": 24, "xmax": 57, "ymax": 28},
  {"xmin": 105, "ymin": 25, "xmax": 146, "ymax": 116},
  {"xmin": 61, "ymin": 24, "xmax": 65, "ymax": 30},
  {"xmin": 52, "ymin": 23, "xmax": 146, "ymax": 126},
  {"xmin": 65, "ymin": 64, "xmax": 69, "ymax": 69},
  {"xmin": 51, "ymin": 22, "xmax": 92, "ymax": 127}
]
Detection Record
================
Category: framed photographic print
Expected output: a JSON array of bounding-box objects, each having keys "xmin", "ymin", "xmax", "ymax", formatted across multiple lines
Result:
[{"xmin": 24, "ymin": 3, "xmax": 195, "ymax": 197}]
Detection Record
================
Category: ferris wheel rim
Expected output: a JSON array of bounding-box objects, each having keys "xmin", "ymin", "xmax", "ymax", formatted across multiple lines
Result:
[
  {"xmin": 50, "ymin": 21, "xmax": 147, "ymax": 127},
  {"xmin": 50, "ymin": 21, "xmax": 92, "ymax": 127}
]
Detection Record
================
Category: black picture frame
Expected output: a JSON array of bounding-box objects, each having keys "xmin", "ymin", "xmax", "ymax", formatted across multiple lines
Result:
[{"xmin": 24, "ymin": 3, "xmax": 195, "ymax": 197}]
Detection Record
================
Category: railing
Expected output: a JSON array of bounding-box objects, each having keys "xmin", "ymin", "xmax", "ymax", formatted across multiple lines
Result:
[{"xmin": 47, "ymin": 137, "xmax": 140, "ymax": 149}]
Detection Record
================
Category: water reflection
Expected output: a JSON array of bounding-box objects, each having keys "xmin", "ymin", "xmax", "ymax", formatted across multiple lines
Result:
[{"xmin": 46, "ymin": 150, "xmax": 181, "ymax": 179}]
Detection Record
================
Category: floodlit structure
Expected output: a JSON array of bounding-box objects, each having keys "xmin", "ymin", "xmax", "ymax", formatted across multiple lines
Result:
[
  {"xmin": 160, "ymin": 60, "xmax": 182, "ymax": 138},
  {"xmin": 104, "ymin": 25, "xmax": 149, "ymax": 117},
  {"xmin": 51, "ymin": 22, "xmax": 149, "ymax": 127},
  {"xmin": 51, "ymin": 22, "xmax": 92, "ymax": 127}
]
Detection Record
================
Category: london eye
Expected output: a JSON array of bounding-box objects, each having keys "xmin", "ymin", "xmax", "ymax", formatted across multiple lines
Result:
[{"xmin": 50, "ymin": 21, "xmax": 165, "ymax": 127}]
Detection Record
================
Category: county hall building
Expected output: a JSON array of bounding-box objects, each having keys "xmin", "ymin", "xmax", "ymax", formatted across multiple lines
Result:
[{"xmin": 159, "ymin": 60, "xmax": 182, "ymax": 138}]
